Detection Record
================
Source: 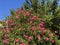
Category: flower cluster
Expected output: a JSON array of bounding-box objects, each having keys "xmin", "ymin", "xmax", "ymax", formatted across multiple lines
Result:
[{"xmin": 0, "ymin": 9, "xmax": 60, "ymax": 45}]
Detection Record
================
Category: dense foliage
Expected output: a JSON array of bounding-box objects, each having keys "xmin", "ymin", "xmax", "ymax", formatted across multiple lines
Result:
[{"xmin": 0, "ymin": 0, "xmax": 60, "ymax": 45}]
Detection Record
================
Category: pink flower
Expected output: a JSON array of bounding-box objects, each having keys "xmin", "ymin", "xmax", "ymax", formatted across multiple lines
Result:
[
  {"xmin": 34, "ymin": 16, "xmax": 36, "ymax": 18},
  {"xmin": 37, "ymin": 26, "xmax": 40, "ymax": 30},
  {"xmin": 32, "ymin": 26, "xmax": 35, "ymax": 31},
  {"xmin": 41, "ymin": 27, "xmax": 45, "ymax": 31},
  {"xmin": 49, "ymin": 33, "xmax": 53, "ymax": 37},
  {"xmin": 26, "ymin": 12, "xmax": 30, "ymax": 16},
  {"xmin": 17, "ymin": 9, "xmax": 23, "ymax": 14},
  {"xmin": 4, "ymin": 34, "xmax": 9, "ymax": 37},
  {"xmin": 24, "ymin": 34, "xmax": 28, "ymax": 38},
  {"xmin": 20, "ymin": 43, "xmax": 26, "ymax": 45},
  {"xmin": 5, "ymin": 28, "xmax": 8, "ymax": 30},
  {"xmin": 28, "ymin": 36, "xmax": 33, "ymax": 40},
  {"xmin": 3, "ymin": 39, "xmax": 9, "ymax": 44},
  {"xmin": 15, "ymin": 38, "xmax": 19, "ymax": 42},
  {"xmin": 41, "ymin": 21, "xmax": 44, "ymax": 25},
  {"xmin": 3, "ymin": 28, "xmax": 8, "ymax": 32},
  {"xmin": 15, "ymin": 15, "xmax": 19, "ymax": 19},
  {"xmin": 9, "ymin": 19, "xmax": 14, "ymax": 26},
  {"xmin": 3, "ymin": 29, "xmax": 7, "ymax": 32},
  {"xmin": 9, "ymin": 20, "xmax": 14, "ymax": 26},
  {"xmin": 30, "ymin": 21, "xmax": 32, "ymax": 24},
  {"xmin": 37, "ymin": 34, "xmax": 41, "ymax": 40},
  {"xmin": 10, "ymin": 28, "xmax": 13, "ymax": 32},
  {"xmin": 28, "ymin": 36, "xmax": 33, "ymax": 42},
  {"xmin": 10, "ymin": 21, "xmax": 14, "ymax": 26},
  {"xmin": 40, "ymin": 23, "xmax": 44, "ymax": 28},
  {"xmin": 52, "ymin": 40, "xmax": 55, "ymax": 43},
  {"xmin": 42, "ymin": 30, "xmax": 46, "ymax": 35},
  {"xmin": 46, "ymin": 37, "xmax": 49, "ymax": 41},
  {"xmin": 8, "ymin": 19, "xmax": 13, "ymax": 23},
  {"xmin": 19, "ymin": 27, "xmax": 24, "ymax": 30},
  {"xmin": 32, "ymin": 16, "xmax": 36, "ymax": 20}
]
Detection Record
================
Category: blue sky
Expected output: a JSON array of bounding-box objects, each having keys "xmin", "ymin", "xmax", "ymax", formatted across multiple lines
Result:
[
  {"xmin": 0, "ymin": 0, "xmax": 60, "ymax": 20},
  {"xmin": 0, "ymin": 0, "xmax": 25, "ymax": 20}
]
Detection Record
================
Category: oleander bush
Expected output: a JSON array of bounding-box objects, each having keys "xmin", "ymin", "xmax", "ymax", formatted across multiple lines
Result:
[
  {"xmin": 0, "ymin": 9, "xmax": 60, "ymax": 45},
  {"xmin": 0, "ymin": 0, "xmax": 60, "ymax": 45}
]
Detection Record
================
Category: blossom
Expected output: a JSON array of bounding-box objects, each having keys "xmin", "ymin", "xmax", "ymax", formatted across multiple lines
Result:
[
  {"xmin": 10, "ymin": 28, "xmax": 13, "ymax": 32},
  {"xmin": 30, "ymin": 21, "xmax": 32, "ymax": 25},
  {"xmin": 15, "ymin": 15, "xmax": 19, "ymax": 19},
  {"xmin": 37, "ymin": 34, "xmax": 41, "ymax": 40},
  {"xmin": 3, "ymin": 39, "xmax": 9, "ymax": 44},
  {"xmin": 3, "ymin": 28, "xmax": 8, "ymax": 32},
  {"xmin": 32, "ymin": 16, "xmax": 36, "ymax": 20},
  {"xmin": 4, "ymin": 34, "xmax": 8, "ymax": 37},
  {"xmin": 17, "ymin": 9, "xmax": 23, "ymax": 14},
  {"xmin": 10, "ymin": 20, "xmax": 14, "ymax": 26},
  {"xmin": 41, "ymin": 21, "xmax": 44, "ymax": 25},
  {"xmin": 40, "ymin": 23, "xmax": 44, "ymax": 28},
  {"xmin": 41, "ymin": 27, "xmax": 45, "ymax": 31},
  {"xmin": 28, "ymin": 36, "xmax": 33, "ymax": 40},
  {"xmin": 42, "ymin": 30, "xmax": 46, "ymax": 35},
  {"xmin": 32, "ymin": 26, "xmax": 35, "ymax": 31},
  {"xmin": 51, "ymin": 40, "xmax": 55, "ymax": 43},
  {"xmin": 20, "ymin": 43, "xmax": 26, "ymax": 45},
  {"xmin": 9, "ymin": 19, "xmax": 14, "ymax": 26},
  {"xmin": 19, "ymin": 27, "xmax": 24, "ymax": 30},
  {"xmin": 15, "ymin": 38, "xmax": 19, "ymax": 43},
  {"xmin": 28, "ymin": 36, "xmax": 33, "ymax": 42},
  {"xmin": 46, "ymin": 37, "xmax": 49, "ymax": 41},
  {"xmin": 49, "ymin": 32, "xmax": 53, "ymax": 37},
  {"xmin": 37, "ymin": 25, "xmax": 40, "ymax": 30},
  {"xmin": 5, "ymin": 28, "xmax": 8, "ymax": 30},
  {"xmin": 8, "ymin": 19, "xmax": 13, "ymax": 23},
  {"xmin": 26, "ymin": 12, "xmax": 30, "ymax": 16},
  {"xmin": 24, "ymin": 34, "xmax": 28, "ymax": 39},
  {"xmin": 3, "ymin": 29, "xmax": 7, "ymax": 32}
]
